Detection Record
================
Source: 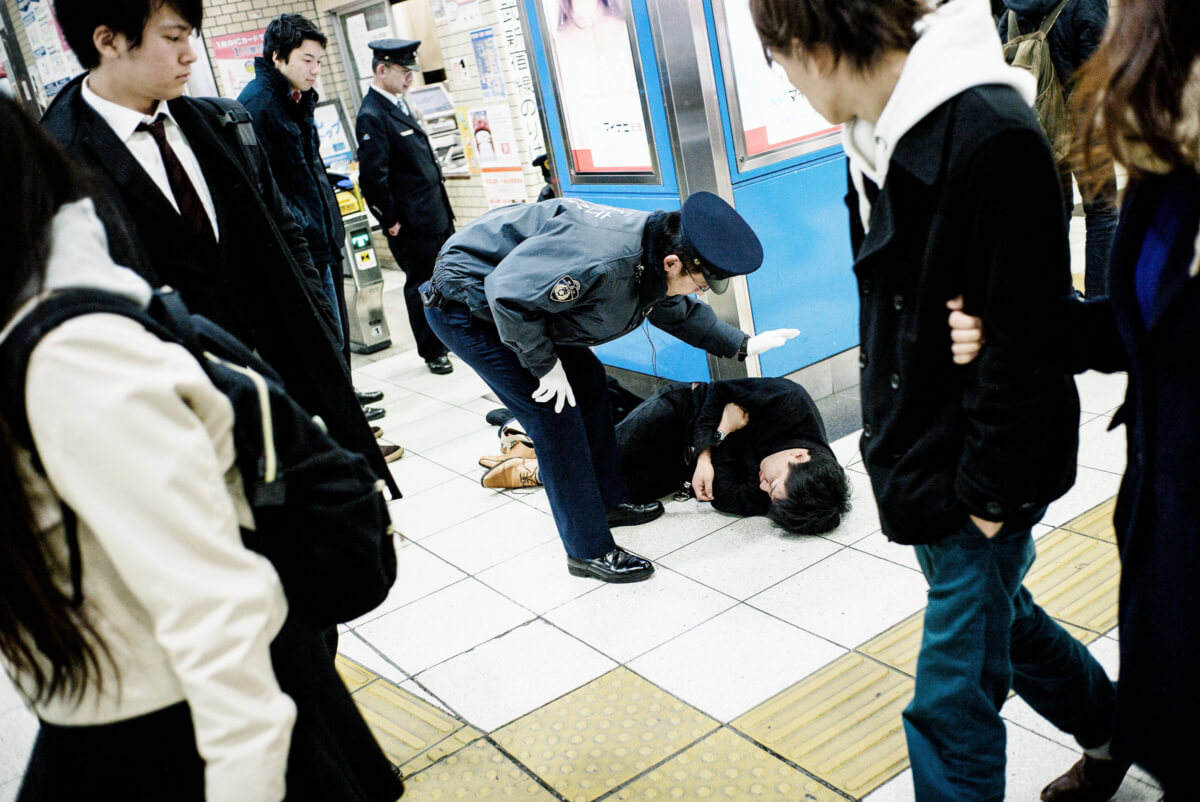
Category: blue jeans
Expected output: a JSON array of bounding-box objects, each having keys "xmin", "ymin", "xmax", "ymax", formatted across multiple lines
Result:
[
  {"xmin": 320, "ymin": 266, "xmax": 344, "ymax": 349},
  {"xmin": 903, "ymin": 514, "xmax": 1116, "ymax": 801},
  {"xmin": 423, "ymin": 292, "xmax": 627, "ymax": 559}
]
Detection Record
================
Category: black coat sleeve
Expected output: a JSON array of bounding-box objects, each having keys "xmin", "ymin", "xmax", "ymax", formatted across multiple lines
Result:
[
  {"xmin": 710, "ymin": 444, "xmax": 770, "ymax": 517},
  {"xmin": 355, "ymin": 112, "xmax": 395, "ymax": 229}
]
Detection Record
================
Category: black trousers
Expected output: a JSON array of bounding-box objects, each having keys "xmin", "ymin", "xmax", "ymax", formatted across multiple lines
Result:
[
  {"xmin": 615, "ymin": 382, "xmax": 698, "ymax": 503},
  {"xmin": 19, "ymin": 703, "xmax": 205, "ymax": 801},
  {"xmin": 386, "ymin": 228, "xmax": 451, "ymax": 362}
]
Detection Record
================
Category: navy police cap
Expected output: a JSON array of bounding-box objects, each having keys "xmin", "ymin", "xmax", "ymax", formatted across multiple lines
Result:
[
  {"xmin": 679, "ymin": 191, "xmax": 763, "ymax": 294},
  {"xmin": 368, "ymin": 38, "xmax": 421, "ymax": 69}
]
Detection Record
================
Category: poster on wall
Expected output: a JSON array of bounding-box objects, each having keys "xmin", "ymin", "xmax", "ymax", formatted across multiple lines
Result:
[
  {"xmin": 720, "ymin": 0, "xmax": 839, "ymax": 160},
  {"xmin": 341, "ymin": 4, "xmax": 392, "ymax": 100},
  {"xmin": 314, "ymin": 99, "xmax": 355, "ymax": 173},
  {"xmin": 497, "ymin": 0, "xmax": 544, "ymax": 162},
  {"xmin": 480, "ymin": 169, "xmax": 526, "ymax": 208},
  {"xmin": 211, "ymin": 29, "xmax": 264, "ymax": 98},
  {"xmin": 467, "ymin": 103, "xmax": 525, "ymax": 207},
  {"xmin": 444, "ymin": 0, "xmax": 483, "ymax": 33},
  {"xmin": 540, "ymin": 0, "xmax": 652, "ymax": 174},
  {"xmin": 469, "ymin": 28, "xmax": 505, "ymax": 100},
  {"xmin": 18, "ymin": 0, "xmax": 81, "ymax": 102}
]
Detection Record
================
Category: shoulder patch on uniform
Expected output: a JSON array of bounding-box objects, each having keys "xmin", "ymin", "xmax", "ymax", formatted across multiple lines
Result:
[{"xmin": 550, "ymin": 275, "xmax": 581, "ymax": 303}]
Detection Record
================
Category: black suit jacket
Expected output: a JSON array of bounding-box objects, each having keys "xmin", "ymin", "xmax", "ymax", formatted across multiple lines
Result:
[
  {"xmin": 42, "ymin": 75, "xmax": 399, "ymax": 496},
  {"xmin": 354, "ymin": 88, "xmax": 453, "ymax": 239}
]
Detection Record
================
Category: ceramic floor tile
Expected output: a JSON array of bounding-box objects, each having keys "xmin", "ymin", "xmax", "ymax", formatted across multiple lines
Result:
[
  {"xmin": 0, "ymin": 708, "xmax": 36, "ymax": 786},
  {"xmin": 1042, "ymin": 467, "xmax": 1122, "ymax": 528},
  {"xmin": 387, "ymin": 359, "xmax": 473, "ymax": 394},
  {"xmin": 0, "ymin": 678, "xmax": 24, "ymax": 717},
  {"xmin": 375, "ymin": 392, "xmax": 456, "ymax": 431},
  {"xmin": 419, "ymin": 502, "xmax": 559, "ymax": 575},
  {"xmin": 336, "ymin": 632, "xmax": 408, "ymax": 686},
  {"xmin": 459, "ymin": 396, "xmax": 507, "ymax": 418},
  {"xmin": 420, "ymin": 427, "xmax": 507, "ymax": 477},
  {"xmin": 821, "ymin": 469, "xmax": 881, "ymax": 545},
  {"xmin": 863, "ymin": 768, "xmax": 914, "ymax": 801},
  {"xmin": 628, "ymin": 605, "xmax": 848, "ymax": 722},
  {"xmin": 0, "ymin": 777, "xmax": 19, "ymax": 802},
  {"xmin": 1076, "ymin": 415, "xmax": 1126, "ymax": 476},
  {"xmin": 388, "ymin": 477, "xmax": 514, "ymax": 540},
  {"xmin": 658, "ymin": 518, "xmax": 842, "ymax": 599},
  {"xmin": 416, "ymin": 620, "xmax": 616, "ymax": 732},
  {"xmin": 750, "ymin": 548, "xmax": 930, "ymax": 648},
  {"xmin": 356, "ymin": 578, "xmax": 535, "ymax": 674},
  {"xmin": 413, "ymin": 373, "xmax": 494, "ymax": 407},
  {"xmin": 1076, "ymin": 370, "xmax": 1128, "ymax": 416},
  {"xmin": 388, "ymin": 406, "xmax": 493, "ymax": 452},
  {"xmin": 511, "ymin": 486, "xmax": 552, "ymax": 514},
  {"xmin": 608, "ymin": 497, "xmax": 739, "ymax": 560},
  {"xmin": 385, "ymin": 453, "xmax": 457, "ymax": 498},
  {"xmin": 476, "ymin": 539, "xmax": 606, "ymax": 614},
  {"xmin": 356, "ymin": 350, "xmax": 428, "ymax": 381},
  {"xmin": 349, "ymin": 539, "xmax": 466, "ymax": 627},
  {"xmin": 403, "ymin": 738, "xmax": 558, "ymax": 800},
  {"xmin": 545, "ymin": 568, "xmax": 737, "ymax": 663},
  {"xmin": 849, "ymin": 531, "xmax": 922, "ymax": 573},
  {"xmin": 830, "ymin": 430, "xmax": 863, "ymax": 467},
  {"xmin": 352, "ymin": 679, "xmax": 482, "ymax": 774}
]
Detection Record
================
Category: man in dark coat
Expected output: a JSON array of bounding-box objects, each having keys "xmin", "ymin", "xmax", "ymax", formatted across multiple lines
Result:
[
  {"xmin": 1000, "ymin": 0, "xmax": 1117, "ymax": 297},
  {"xmin": 752, "ymin": 0, "xmax": 1120, "ymax": 799},
  {"xmin": 238, "ymin": 13, "xmax": 398, "ymax": 457},
  {"xmin": 355, "ymin": 37, "xmax": 454, "ymax": 375},
  {"xmin": 615, "ymin": 378, "xmax": 851, "ymax": 534},
  {"xmin": 43, "ymin": 0, "xmax": 398, "ymax": 499},
  {"xmin": 44, "ymin": 3, "xmax": 405, "ymax": 799}
]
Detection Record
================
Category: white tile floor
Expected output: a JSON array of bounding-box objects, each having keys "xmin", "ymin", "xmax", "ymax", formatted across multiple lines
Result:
[{"xmin": 0, "ymin": 289, "xmax": 1153, "ymax": 800}]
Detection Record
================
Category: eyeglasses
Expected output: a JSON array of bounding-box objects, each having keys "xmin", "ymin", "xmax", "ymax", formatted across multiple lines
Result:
[{"xmin": 683, "ymin": 265, "xmax": 709, "ymax": 293}]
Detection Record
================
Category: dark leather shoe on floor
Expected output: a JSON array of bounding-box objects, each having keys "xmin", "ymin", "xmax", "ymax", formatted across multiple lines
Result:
[
  {"xmin": 485, "ymin": 407, "xmax": 513, "ymax": 426},
  {"xmin": 371, "ymin": 426, "xmax": 383, "ymax": 439},
  {"xmin": 380, "ymin": 443, "xmax": 404, "ymax": 463},
  {"xmin": 606, "ymin": 501, "xmax": 664, "ymax": 528},
  {"xmin": 363, "ymin": 405, "xmax": 386, "ymax": 422},
  {"xmin": 357, "ymin": 388, "xmax": 384, "ymax": 405},
  {"xmin": 426, "ymin": 355, "xmax": 454, "ymax": 374},
  {"xmin": 567, "ymin": 547, "xmax": 654, "ymax": 583},
  {"xmin": 1041, "ymin": 755, "xmax": 1131, "ymax": 802}
]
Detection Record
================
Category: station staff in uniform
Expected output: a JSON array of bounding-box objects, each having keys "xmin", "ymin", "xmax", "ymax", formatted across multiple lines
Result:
[
  {"xmin": 355, "ymin": 38, "xmax": 455, "ymax": 375},
  {"xmin": 423, "ymin": 192, "xmax": 800, "ymax": 582}
]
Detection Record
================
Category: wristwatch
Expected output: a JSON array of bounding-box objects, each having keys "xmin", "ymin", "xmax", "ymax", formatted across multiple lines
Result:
[{"xmin": 713, "ymin": 429, "xmax": 727, "ymax": 444}]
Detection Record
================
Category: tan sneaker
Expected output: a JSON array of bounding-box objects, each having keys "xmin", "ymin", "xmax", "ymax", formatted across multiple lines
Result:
[{"xmin": 481, "ymin": 457, "xmax": 540, "ymax": 488}]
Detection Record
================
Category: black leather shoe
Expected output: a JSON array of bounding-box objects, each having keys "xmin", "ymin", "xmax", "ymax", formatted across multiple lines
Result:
[
  {"xmin": 357, "ymin": 388, "xmax": 384, "ymax": 405},
  {"xmin": 485, "ymin": 407, "xmax": 513, "ymax": 426},
  {"xmin": 606, "ymin": 501, "xmax": 664, "ymax": 528},
  {"xmin": 363, "ymin": 405, "xmax": 386, "ymax": 422},
  {"xmin": 427, "ymin": 355, "xmax": 454, "ymax": 374},
  {"xmin": 567, "ymin": 547, "xmax": 654, "ymax": 583}
]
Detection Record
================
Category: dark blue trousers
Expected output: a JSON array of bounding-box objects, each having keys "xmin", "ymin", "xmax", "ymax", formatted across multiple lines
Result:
[
  {"xmin": 903, "ymin": 513, "xmax": 1116, "ymax": 801},
  {"xmin": 424, "ymin": 296, "xmax": 627, "ymax": 559}
]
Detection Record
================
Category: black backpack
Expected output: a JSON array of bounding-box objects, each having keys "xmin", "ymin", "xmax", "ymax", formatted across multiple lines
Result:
[{"xmin": 0, "ymin": 287, "xmax": 397, "ymax": 627}]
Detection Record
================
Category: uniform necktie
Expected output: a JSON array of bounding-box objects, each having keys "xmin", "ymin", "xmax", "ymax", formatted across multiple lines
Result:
[
  {"xmin": 398, "ymin": 97, "xmax": 411, "ymax": 117},
  {"xmin": 136, "ymin": 114, "xmax": 215, "ymax": 243}
]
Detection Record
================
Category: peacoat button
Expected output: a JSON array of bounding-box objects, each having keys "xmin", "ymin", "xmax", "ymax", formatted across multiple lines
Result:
[
  {"xmin": 863, "ymin": 424, "xmax": 873, "ymax": 438},
  {"xmin": 889, "ymin": 373, "xmax": 900, "ymax": 390},
  {"xmin": 892, "ymin": 294, "xmax": 904, "ymax": 311},
  {"xmin": 859, "ymin": 352, "xmax": 868, "ymax": 369},
  {"xmin": 862, "ymin": 279, "xmax": 872, "ymax": 295},
  {"xmin": 985, "ymin": 501, "xmax": 1003, "ymax": 517}
]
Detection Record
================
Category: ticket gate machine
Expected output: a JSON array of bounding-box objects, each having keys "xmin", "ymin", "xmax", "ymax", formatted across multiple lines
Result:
[{"xmin": 342, "ymin": 211, "xmax": 392, "ymax": 354}]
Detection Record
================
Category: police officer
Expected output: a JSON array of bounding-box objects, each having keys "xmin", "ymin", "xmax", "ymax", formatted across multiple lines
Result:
[
  {"xmin": 422, "ymin": 192, "xmax": 799, "ymax": 582},
  {"xmin": 355, "ymin": 38, "xmax": 454, "ymax": 374}
]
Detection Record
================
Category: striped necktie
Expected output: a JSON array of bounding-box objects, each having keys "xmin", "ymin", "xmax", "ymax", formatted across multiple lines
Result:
[{"xmin": 136, "ymin": 113, "xmax": 215, "ymax": 243}]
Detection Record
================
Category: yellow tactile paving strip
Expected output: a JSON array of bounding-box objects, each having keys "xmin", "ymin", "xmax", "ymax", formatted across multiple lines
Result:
[
  {"xmin": 733, "ymin": 652, "xmax": 912, "ymax": 799},
  {"xmin": 492, "ymin": 667, "xmax": 719, "ymax": 802},
  {"xmin": 337, "ymin": 498, "xmax": 1120, "ymax": 800},
  {"xmin": 613, "ymin": 727, "xmax": 845, "ymax": 801}
]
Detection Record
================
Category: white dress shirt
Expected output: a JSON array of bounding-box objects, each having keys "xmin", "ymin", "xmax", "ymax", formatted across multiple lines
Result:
[
  {"xmin": 371, "ymin": 84, "xmax": 410, "ymax": 116},
  {"xmin": 81, "ymin": 78, "xmax": 221, "ymax": 240}
]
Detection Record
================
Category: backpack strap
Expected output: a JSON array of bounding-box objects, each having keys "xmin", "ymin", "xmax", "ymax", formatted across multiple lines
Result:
[
  {"xmin": 200, "ymin": 96, "xmax": 267, "ymax": 193},
  {"xmin": 1039, "ymin": 0, "xmax": 1071, "ymax": 33}
]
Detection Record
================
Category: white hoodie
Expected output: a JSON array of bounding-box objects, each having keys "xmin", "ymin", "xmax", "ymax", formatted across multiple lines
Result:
[{"xmin": 842, "ymin": 0, "xmax": 1036, "ymax": 231}]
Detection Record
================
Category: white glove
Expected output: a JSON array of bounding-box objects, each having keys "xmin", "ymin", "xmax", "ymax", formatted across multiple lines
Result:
[
  {"xmin": 531, "ymin": 359, "xmax": 576, "ymax": 413},
  {"xmin": 746, "ymin": 328, "xmax": 800, "ymax": 356}
]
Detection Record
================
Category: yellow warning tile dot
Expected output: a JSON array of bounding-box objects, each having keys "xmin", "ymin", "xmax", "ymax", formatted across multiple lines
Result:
[
  {"xmin": 614, "ymin": 729, "xmax": 843, "ymax": 801},
  {"xmin": 494, "ymin": 668, "xmax": 718, "ymax": 802},
  {"xmin": 405, "ymin": 739, "xmax": 559, "ymax": 800}
]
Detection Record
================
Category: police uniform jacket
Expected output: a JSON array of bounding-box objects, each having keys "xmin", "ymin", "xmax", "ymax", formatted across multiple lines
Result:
[
  {"xmin": 848, "ymin": 86, "xmax": 1079, "ymax": 545},
  {"xmin": 355, "ymin": 87, "xmax": 453, "ymax": 237},
  {"xmin": 237, "ymin": 59, "xmax": 346, "ymax": 267},
  {"xmin": 433, "ymin": 198, "xmax": 747, "ymax": 378}
]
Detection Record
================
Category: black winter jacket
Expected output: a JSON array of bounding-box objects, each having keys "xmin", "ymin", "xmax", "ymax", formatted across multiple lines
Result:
[
  {"xmin": 237, "ymin": 59, "xmax": 345, "ymax": 267},
  {"xmin": 1000, "ymin": 0, "xmax": 1108, "ymax": 93},
  {"xmin": 848, "ymin": 85, "xmax": 1080, "ymax": 544}
]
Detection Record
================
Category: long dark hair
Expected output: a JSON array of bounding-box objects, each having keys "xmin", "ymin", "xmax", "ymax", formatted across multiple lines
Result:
[
  {"xmin": 1071, "ymin": 0, "xmax": 1200, "ymax": 193},
  {"xmin": 0, "ymin": 93, "xmax": 111, "ymax": 703}
]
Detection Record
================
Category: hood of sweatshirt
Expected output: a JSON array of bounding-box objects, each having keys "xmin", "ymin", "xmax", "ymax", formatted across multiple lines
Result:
[
  {"xmin": 843, "ymin": 0, "xmax": 1036, "ymax": 230},
  {"xmin": 1, "ymin": 199, "xmax": 152, "ymax": 343}
]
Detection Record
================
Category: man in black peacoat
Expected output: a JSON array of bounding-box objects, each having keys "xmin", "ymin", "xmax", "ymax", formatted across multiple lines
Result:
[
  {"xmin": 355, "ymin": 38, "xmax": 454, "ymax": 374},
  {"xmin": 42, "ymin": 79, "xmax": 399, "ymax": 500}
]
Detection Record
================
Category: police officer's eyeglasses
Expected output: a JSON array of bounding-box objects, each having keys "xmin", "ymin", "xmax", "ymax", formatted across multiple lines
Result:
[{"xmin": 683, "ymin": 265, "xmax": 709, "ymax": 293}]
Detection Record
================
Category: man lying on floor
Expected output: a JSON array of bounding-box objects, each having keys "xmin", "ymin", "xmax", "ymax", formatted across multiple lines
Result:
[{"xmin": 480, "ymin": 377, "xmax": 852, "ymax": 535}]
